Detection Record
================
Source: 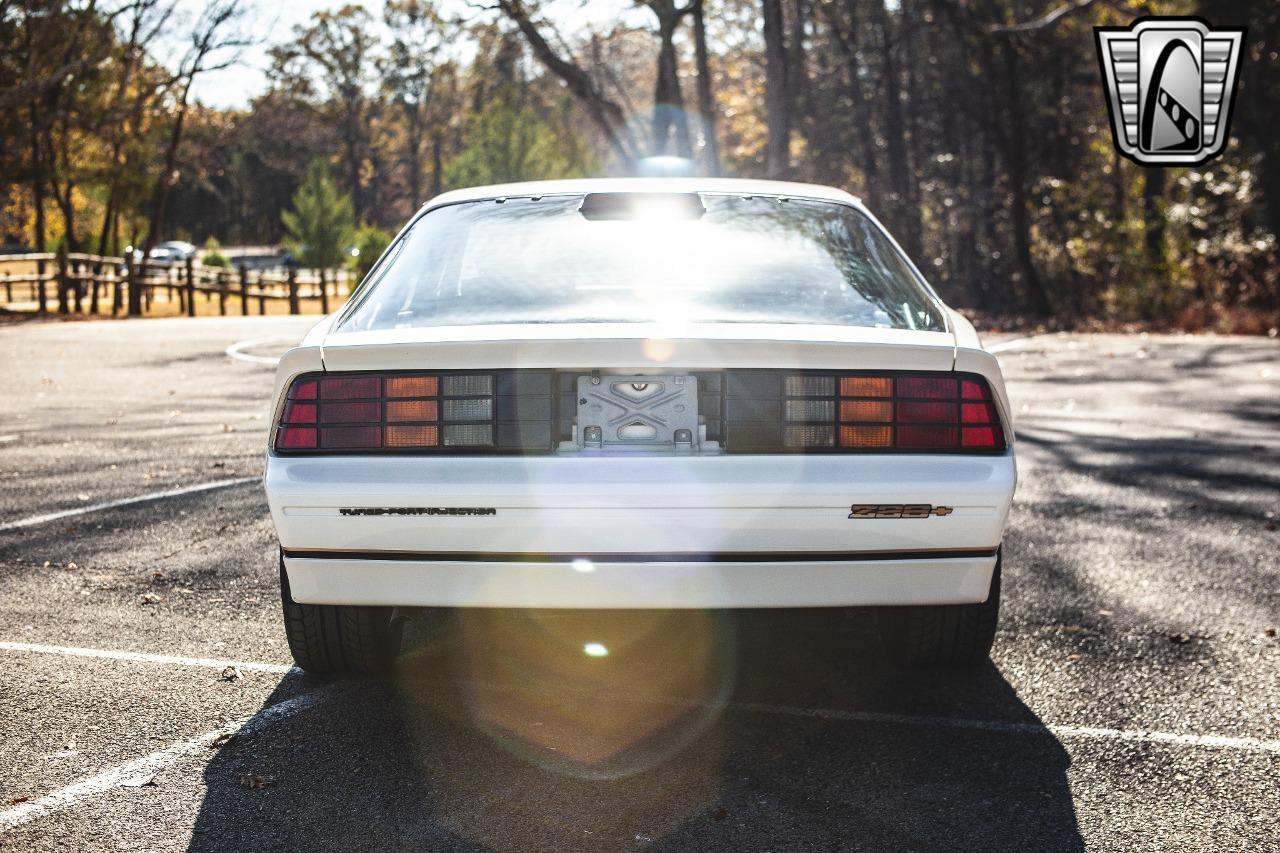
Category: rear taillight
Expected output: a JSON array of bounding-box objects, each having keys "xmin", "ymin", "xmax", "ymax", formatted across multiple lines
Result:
[
  {"xmin": 725, "ymin": 371, "xmax": 1006, "ymax": 453},
  {"xmin": 273, "ymin": 371, "xmax": 553, "ymax": 453}
]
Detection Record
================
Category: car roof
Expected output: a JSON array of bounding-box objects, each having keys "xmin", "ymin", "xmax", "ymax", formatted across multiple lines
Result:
[{"xmin": 423, "ymin": 178, "xmax": 865, "ymax": 211}]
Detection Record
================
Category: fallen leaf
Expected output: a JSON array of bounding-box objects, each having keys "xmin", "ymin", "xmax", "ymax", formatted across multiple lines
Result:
[
  {"xmin": 220, "ymin": 665, "xmax": 243, "ymax": 682},
  {"xmin": 1168, "ymin": 632, "xmax": 1192, "ymax": 645},
  {"xmin": 210, "ymin": 733, "xmax": 236, "ymax": 749},
  {"xmin": 139, "ymin": 592, "xmax": 161, "ymax": 605},
  {"xmin": 1265, "ymin": 628, "xmax": 1277, "ymax": 639},
  {"xmin": 238, "ymin": 774, "xmax": 273, "ymax": 789},
  {"xmin": 6, "ymin": 796, "xmax": 31, "ymax": 806}
]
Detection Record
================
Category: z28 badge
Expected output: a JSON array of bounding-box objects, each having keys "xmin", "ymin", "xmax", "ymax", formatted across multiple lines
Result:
[{"xmin": 849, "ymin": 505, "xmax": 954, "ymax": 519}]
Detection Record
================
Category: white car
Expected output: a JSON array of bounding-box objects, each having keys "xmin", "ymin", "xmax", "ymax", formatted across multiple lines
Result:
[
  {"xmin": 148, "ymin": 240, "xmax": 197, "ymax": 263},
  {"xmin": 265, "ymin": 178, "xmax": 1016, "ymax": 674}
]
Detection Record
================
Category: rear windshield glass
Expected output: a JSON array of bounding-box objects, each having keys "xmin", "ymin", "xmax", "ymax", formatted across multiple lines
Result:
[{"xmin": 337, "ymin": 194, "xmax": 945, "ymax": 332}]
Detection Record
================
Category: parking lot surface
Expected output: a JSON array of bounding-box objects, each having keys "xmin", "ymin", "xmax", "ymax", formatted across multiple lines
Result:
[{"xmin": 0, "ymin": 318, "xmax": 1277, "ymax": 852}]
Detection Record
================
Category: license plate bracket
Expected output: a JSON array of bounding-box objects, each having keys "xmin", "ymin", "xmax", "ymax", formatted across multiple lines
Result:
[{"xmin": 576, "ymin": 374, "xmax": 700, "ymax": 450}]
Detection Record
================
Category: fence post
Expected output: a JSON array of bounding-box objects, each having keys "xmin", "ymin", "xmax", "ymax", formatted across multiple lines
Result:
[
  {"xmin": 184, "ymin": 256, "xmax": 196, "ymax": 317},
  {"xmin": 126, "ymin": 257, "xmax": 140, "ymax": 316},
  {"xmin": 218, "ymin": 270, "xmax": 228, "ymax": 315},
  {"xmin": 74, "ymin": 259, "xmax": 84, "ymax": 313},
  {"xmin": 319, "ymin": 268, "xmax": 330, "ymax": 314},
  {"xmin": 90, "ymin": 260, "xmax": 101, "ymax": 315},
  {"xmin": 257, "ymin": 270, "xmax": 266, "ymax": 315},
  {"xmin": 287, "ymin": 267, "xmax": 299, "ymax": 315},
  {"xmin": 3, "ymin": 273, "xmax": 10, "ymax": 303},
  {"xmin": 238, "ymin": 264, "xmax": 249, "ymax": 316},
  {"xmin": 36, "ymin": 257, "xmax": 47, "ymax": 313},
  {"xmin": 56, "ymin": 247, "xmax": 70, "ymax": 314},
  {"xmin": 116, "ymin": 256, "xmax": 128, "ymax": 316}
]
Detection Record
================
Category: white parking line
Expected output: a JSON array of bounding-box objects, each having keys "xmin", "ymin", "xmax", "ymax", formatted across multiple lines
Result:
[
  {"xmin": 0, "ymin": 690, "xmax": 327, "ymax": 833},
  {"xmin": 987, "ymin": 335, "xmax": 1039, "ymax": 354},
  {"xmin": 0, "ymin": 642, "xmax": 293, "ymax": 674},
  {"xmin": 722, "ymin": 700, "xmax": 1280, "ymax": 755},
  {"xmin": 3, "ymin": 640, "xmax": 1279, "ymax": 758},
  {"xmin": 0, "ymin": 477, "xmax": 259, "ymax": 533},
  {"xmin": 225, "ymin": 337, "xmax": 290, "ymax": 366}
]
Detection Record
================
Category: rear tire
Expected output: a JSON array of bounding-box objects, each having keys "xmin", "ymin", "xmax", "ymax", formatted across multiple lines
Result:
[
  {"xmin": 279, "ymin": 551, "xmax": 402, "ymax": 675},
  {"xmin": 877, "ymin": 548, "xmax": 1002, "ymax": 667}
]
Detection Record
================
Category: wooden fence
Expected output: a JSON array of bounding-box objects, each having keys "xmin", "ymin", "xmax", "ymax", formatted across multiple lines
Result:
[{"xmin": 0, "ymin": 251, "xmax": 352, "ymax": 318}]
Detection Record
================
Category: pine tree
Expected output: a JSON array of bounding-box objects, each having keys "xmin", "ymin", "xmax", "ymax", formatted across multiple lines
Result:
[{"xmin": 281, "ymin": 161, "xmax": 355, "ymax": 269}]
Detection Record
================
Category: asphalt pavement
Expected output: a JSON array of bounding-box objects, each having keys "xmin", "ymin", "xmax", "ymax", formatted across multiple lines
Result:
[{"xmin": 0, "ymin": 318, "xmax": 1276, "ymax": 852}]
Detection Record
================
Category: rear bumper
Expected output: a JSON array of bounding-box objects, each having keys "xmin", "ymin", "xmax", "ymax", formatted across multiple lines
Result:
[
  {"xmin": 268, "ymin": 452, "xmax": 1013, "ymax": 607},
  {"xmin": 281, "ymin": 550, "xmax": 999, "ymax": 608}
]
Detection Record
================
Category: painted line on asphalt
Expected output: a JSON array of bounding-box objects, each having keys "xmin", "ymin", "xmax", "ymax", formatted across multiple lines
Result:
[
  {"xmin": 0, "ymin": 477, "xmax": 260, "ymax": 532},
  {"xmin": 4, "ymin": 639, "xmax": 1279, "ymax": 758},
  {"xmin": 987, "ymin": 335, "xmax": 1039, "ymax": 354},
  {"xmin": 0, "ymin": 689, "xmax": 327, "ymax": 833},
  {"xmin": 0, "ymin": 641, "xmax": 294, "ymax": 674},
  {"xmin": 720, "ymin": 700, "xmax": 1280, "ymax": 755},
  {"xmin": 225, "ymin": 337, "xmax": 291, "ymax": 366}
]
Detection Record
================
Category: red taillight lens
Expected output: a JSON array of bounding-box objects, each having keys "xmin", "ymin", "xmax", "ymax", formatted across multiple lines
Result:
[
  {"xmin": 275, "ymin": 426, "xmax": 317, "ymax": 449},
  {"xmin": 838, "ymin": 372, "xmax": 1005, "ymax": 451},
  {"xmin": 274, "ymin": 372, "xmax": 496, "ymax": 452}
]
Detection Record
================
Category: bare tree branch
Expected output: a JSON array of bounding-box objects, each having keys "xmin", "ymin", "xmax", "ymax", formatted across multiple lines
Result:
[{"xmin": 986, "ymin": 0, "xmax": 1098, "ymax": 35}]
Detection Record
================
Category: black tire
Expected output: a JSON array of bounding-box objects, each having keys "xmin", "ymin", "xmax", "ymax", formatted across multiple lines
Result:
[
  {"xmin": 877, "ymin": 548, "xmax": 1002, "ymax": 667},
  {"xmin": 279, "ymin": 551, "xmax": 402, "ymax": 675}
]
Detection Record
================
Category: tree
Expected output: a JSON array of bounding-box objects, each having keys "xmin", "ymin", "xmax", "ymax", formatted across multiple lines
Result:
[
  {"xmin": 444, "ymin": 91, "xmax": 597, "ymax": 188},
  {"xmin": 287, "ymin": 5, "xmax": 378, "ymax": 223},
  {"xmin": 381, "ymin": 0, "xmax": 453, "ymax": 208},
  {"xmin": 133, "ymin": 0, "xmax": 250, "ymax": 315},
  {"xmin": 281, "ymin": 161, "xmax": 355, "ymax": 269},
  {"xmin": 644, "ymin": 0, "xmax": 694, "ymax": 157},
  {"xmin": 761, "ymin": 0, "xmax": 790, "ymax": 178},
  {"xmin": 495, "ymin": 0, "xmax": 639, "ymax": 165}
]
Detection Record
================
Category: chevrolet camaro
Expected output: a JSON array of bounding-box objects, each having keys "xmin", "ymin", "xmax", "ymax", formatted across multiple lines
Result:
[{"xmin": 264, "ymin": 178, "xmax": 1017, "ymax": 674}]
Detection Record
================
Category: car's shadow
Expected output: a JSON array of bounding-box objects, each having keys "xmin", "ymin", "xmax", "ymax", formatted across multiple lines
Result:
[{"xmin": 188, "ymin": 609, "xmax": 1081, "ymax": 852}]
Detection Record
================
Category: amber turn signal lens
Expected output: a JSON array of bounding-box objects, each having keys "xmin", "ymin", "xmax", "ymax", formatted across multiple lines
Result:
[
  {"xmin": 385, "ymin": 425, "xmax": 440, "ymax": 447},
  {"xmin": 839, "ymin": 377, "xmax": 892, "ymax": 398},
  {"xmin": 840, "ymin": 425, "xmax": 892, "ymax": 448},
  {"xmin": 385, "ymin": 376, "xmax": 438, "ymax": 398},
  {"xmin": 386, "ymin": 400, "xmax": 438, "ymax": 422},
  {"xmin": 840, "ymin": 400, "xmax": 892, "ymax": 422}
]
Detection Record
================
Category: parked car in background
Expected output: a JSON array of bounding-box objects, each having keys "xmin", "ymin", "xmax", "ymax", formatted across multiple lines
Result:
[
  {"xmin": 264, "ymin": 178, "xmax": 1017, "ymax": 676},
  {"xmin": 148, "ymin": 241, "xmax": 197, "ymax": 263}
]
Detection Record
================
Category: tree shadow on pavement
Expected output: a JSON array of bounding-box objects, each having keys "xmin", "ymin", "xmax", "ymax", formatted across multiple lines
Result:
[{"xmin": 188, "ymin": 609, "xmax": 1081, "ymax": 853}]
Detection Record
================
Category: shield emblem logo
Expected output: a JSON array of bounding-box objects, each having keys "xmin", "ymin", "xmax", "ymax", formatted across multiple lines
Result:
[{"xmin": 1095, "ymin": 17, "xmax": 1246, "ymax": 166}]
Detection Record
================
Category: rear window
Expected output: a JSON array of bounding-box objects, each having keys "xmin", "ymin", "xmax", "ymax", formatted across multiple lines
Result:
[{"xmin": 337, "ymin": 193, "xmax": 945, "ymax": 332}]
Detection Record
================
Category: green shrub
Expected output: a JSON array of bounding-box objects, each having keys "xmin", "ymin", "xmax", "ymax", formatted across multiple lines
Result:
[
  {"xmin": 201, "ymin": 237, "xmax": 230, "ymax": 268},
  {"xmin": 353, "ymin": 223, "xmax": 393, "ymax": 281}
]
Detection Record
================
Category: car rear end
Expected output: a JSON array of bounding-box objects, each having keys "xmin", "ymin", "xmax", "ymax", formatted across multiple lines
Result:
[{"xmin": 263, "ymin": 180, "xmax": 1016, "ymax": 672}]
